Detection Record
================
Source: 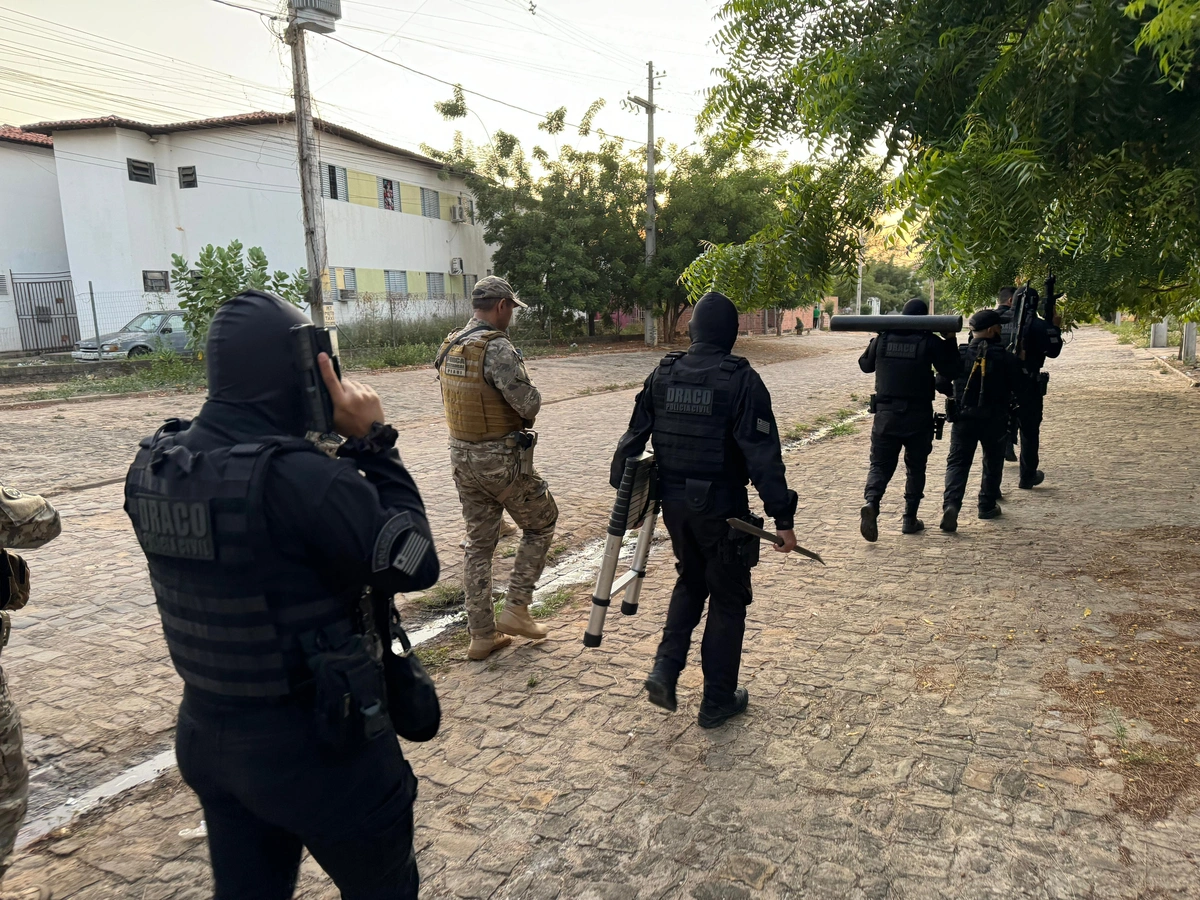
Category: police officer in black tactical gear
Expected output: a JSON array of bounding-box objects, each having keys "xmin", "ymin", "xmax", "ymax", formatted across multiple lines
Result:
[
  {"xmin": 857, "ymin": 299, "xmax": 960, "ymax": 541},
  {"xmin": 997, "ymin": 286, "xmax": 1064, "ymax": 488},
  {"xmin": 938, "ymin": 308, "xmax": 1025, "ymax": 532},
  {"xmin": 124, "ymin": 291, "xmax": 439, "ymax": 899},
  {"xmin": 610, "ymin": 291, "xmax": 798, "ymax": 729}
]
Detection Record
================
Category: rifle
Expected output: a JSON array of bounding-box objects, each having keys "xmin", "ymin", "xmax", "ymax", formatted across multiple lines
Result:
[
  {"xmin": 1043, "ymin": 271, "xmax": 1059, "ymax": 324},
  {"xmin": 1006, "ymin": 284, "xmax": 1039, "ymax": 361}
]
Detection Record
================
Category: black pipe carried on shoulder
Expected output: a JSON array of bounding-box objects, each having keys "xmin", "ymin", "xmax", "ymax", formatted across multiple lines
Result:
[{"xmin": 829, "ymin": 314, "xmax": 963, "ymax": 333}]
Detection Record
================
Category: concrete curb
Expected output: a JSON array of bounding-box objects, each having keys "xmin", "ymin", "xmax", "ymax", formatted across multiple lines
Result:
[{"xmin": 1145, "ymin": 350, "xmax": 1200, "ymax": 387}]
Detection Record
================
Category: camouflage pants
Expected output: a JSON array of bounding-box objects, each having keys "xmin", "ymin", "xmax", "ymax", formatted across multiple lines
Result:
[
  {"xmin": 0, "ymin": 664, "xmax": 28, "ymax": 880},
  {"xmin": 450, "ymin": 446, "xmax": 558, "ymax": 636}
]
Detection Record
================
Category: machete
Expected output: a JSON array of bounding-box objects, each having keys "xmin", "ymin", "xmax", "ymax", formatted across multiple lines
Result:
[{"xmin": 726, "ymin": 517, "xmax": 826, "ymax": 565}]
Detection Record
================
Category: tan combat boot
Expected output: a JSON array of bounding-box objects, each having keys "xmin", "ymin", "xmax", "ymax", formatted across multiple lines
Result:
[
  {"xmin": 468, "ymin": 631, "xmax": 512, "ymax": 661},
  {"xmin": 495, "ymin": 603, "xmax": 549, "ymax": 640}
]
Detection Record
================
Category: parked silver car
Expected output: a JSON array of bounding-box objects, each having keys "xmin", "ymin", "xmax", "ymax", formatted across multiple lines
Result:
[{"xmin": 72, "ymin": 311, "xmax": 190, "ymax": 361}]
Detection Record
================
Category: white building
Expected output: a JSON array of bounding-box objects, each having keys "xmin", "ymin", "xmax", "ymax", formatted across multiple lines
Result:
[
  {"xmin": 2, "ymin": 112, "xmax": 493, "ymax": 351},
  {"xmin": 0, "ymin": 126, "xmax": 72, "ymax": 353}
]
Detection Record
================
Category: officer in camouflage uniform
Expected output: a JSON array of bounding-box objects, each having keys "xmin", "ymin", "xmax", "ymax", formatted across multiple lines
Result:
[
  {"xmin": 437, "ymin": 277, "xmax": 558, "ymax": 661},
  {"xmin": 1, "ymin": 484, "xmax": 61, "ymax": 900}
]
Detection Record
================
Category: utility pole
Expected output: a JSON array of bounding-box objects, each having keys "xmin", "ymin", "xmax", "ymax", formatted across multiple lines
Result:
[
  {"xmin": 287, "ymin": 0, "xmax": 341, "ymax": 330},
  {"xmin": 855, "ymin": 254, "xmax": 863, "ymax": 315},
  {"xmin": 928, "ymin": 278, "xmax": 936, "ymax": 314},
  {"xmin": 629, "ymin": 61, "xmax": 663, "ymax": 345}
]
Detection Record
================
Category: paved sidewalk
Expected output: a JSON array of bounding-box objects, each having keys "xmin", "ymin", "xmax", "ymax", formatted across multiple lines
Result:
[{"xmin": 6, "ymin": 328, "xmax": 1200, "ymax": 898}]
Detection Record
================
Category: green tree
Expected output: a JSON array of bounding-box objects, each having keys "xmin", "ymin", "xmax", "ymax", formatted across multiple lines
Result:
[
  {"xmin": 170, "ymin": 240, "xmax": 307, "ymax": 349},
  {"xmin": 702, "ymin": 0, "xmax": 1200, "ymax": 320},
  {"xmin": 680, "ymin": 160, "xmax": 886, "ymax": 314},
  {"xmin": 643, "ymin": 141, "xmax": 784, "ymax": 337},
  {"xmin": 832, "ymin": 257, "xmax": 929, "ymax": 315},
  {"xmin": 425, "ymin": 97, "xmax": 645, "ymax": 337}
]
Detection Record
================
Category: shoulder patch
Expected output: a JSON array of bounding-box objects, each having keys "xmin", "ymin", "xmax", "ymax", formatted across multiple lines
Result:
[
  {"xmin": 372, "ymin": 511, "xmax": 415, "ymax": 573},
  {"xmin": 756, "ymin": 418, "xmax": 772, "ymax": 435},
  {"xmin": 392, "ymin": 531, "xmax": 432, "ymax": 576}
]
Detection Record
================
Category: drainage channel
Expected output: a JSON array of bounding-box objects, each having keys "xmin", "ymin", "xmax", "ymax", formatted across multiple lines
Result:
[{"xmin": 16, "ymin": 527, "xmax": 669, "ymax": 850}]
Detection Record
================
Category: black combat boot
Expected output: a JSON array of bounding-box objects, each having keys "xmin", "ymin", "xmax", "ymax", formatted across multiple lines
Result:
[
  {"xmin": 644, "ymin": 661, "xmax": 678, "ymax": 712},
  {"xmin": 939, "ymin": 505, "xmax": 959, "ymax": 532},
  {"xmin": 978, "ymin": 503, "xmax": 1003, "ymax": 519},
  {"xmin": 698, "ymin": 687, "xmax": 749, "ymax": 729},
  {"xmin": 901, "ymin": 503, "xmax": 924, "ymax": 534},
  {"xmin": 1018, "ymin": 470, "xmax": 1045, "ymax": 489},
  {"xmin": 859, "ymin": 502, "xmax": 880, "ymax": 543}
]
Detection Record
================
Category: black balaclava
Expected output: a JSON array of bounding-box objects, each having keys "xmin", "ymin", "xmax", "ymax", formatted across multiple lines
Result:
[
  {"xmin": 902, "ymin": 299, "xmax": 928, "ymax": 316},
  {"xmin": 200, "ymin": 290, "xmax": 311, "ymax": 438},
  {"xmin": 688, "ymin": 291, "xmax": 739, "ymax": 353}
]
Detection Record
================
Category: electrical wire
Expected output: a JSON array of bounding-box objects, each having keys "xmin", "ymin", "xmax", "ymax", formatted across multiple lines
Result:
[{"xmin": 319, "ymin": 33, "xmax": 644, "ymax": 145}]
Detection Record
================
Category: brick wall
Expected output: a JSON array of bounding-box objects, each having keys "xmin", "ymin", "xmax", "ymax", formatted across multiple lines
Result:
[{"xmin": 676, "ymin": 305, "xmax": 816, "ymax": 336}]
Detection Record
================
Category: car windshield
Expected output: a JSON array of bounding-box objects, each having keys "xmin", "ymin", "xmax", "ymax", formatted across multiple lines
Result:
[{"xmin": 122, "ymin": 313, "xmax": 167, "ymax": 333}]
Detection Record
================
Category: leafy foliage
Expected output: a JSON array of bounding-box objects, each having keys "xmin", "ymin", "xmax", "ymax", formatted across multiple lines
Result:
[
  {"xmin": 170, "ymin": 241, "xmax": 307, "ymax": 349},
  {"xmin": 702, "ymin": 0, "xmax": 1200, "ymax": 319},
  {"xmin": 680, "ymin": 160, "xmax": 886, "ymax": 312},
  {"xmin": 832, "ymin": 257, "xmax": 929, "ymax": 315}
]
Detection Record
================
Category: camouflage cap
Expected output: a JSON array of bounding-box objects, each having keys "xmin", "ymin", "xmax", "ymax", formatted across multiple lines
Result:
[
  {"xmin": 0, "ymin": 485, "xmax": 61, "ymax": 550},
  {"xmin": 472, "ymin": 276, "xmax": 527, "ymax": 309}
]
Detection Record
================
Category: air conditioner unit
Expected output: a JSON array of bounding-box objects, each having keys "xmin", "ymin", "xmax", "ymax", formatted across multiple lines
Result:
[
  {"xmin": 450, "ymin": 205, "xmax": 467, "ymax": 224},
  {"xmin": 450, "ymin": 258, "xmax": 464, "ymax": 275}
]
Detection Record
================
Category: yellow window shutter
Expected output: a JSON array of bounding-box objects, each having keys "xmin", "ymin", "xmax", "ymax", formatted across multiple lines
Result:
[{"xmin": 399, "ymin": 183, "xmax": 421, "ymax": 215}]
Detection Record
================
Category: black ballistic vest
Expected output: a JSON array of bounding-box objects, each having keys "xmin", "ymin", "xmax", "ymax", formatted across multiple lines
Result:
[
  {"xmin": 651, "ymin": 350, "xmax": 746, "ymax": 485},
  {"xmin": 874, "ymin": 333, "xmax": 934, "ymax": 402},
  {"xmin": 125, "ymin": 421, "xmax": 355, "ymax": 699}
]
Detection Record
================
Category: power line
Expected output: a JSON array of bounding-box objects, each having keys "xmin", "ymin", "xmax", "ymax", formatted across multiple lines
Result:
[{"xmin": 319, "ymin": 32, "xmax": 643, "ymax": 146}]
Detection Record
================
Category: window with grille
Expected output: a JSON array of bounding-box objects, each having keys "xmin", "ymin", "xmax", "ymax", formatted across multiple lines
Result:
[
  {"xmin": 465, "ymin": 275, "xmax": 477, "ymax": 299},
  {"xmin": 340, "ymin": 267, "xmax": 357, "ymax": 300},
  {"xmin": 178, "ymin": 166, "xmax": 198, "ymax": 188},
  {"xmin": 426, "ymin": 272, "xmax": 445, "ymax": 296},
  {"xmin": 384, "ymin": 270, "xmax": 407, "ymax": 295},
  {"xmin": 128, "ymin": 159, "xmax": 156, "ymax": 184},
  {"xmin": 378, "ymin": 177, "xmax": 396, "ymax": 211},
  {"xmin": 420, "ymin": 187, "xmax": 440, "ymax": 218},
  {"xmin": 466, "ymin": 198, "xmax": 476, "ymax": 224},
  {"xmin": 0, "ymin": 273, "xmax": 7, "ymax": 295},
  {"xmin": 142, "ymin": 270, "xmax": 170, "ymax": 292},
  {"xmin": 321, "ymin": 164, "xmax": 348, "ymax": 201}
]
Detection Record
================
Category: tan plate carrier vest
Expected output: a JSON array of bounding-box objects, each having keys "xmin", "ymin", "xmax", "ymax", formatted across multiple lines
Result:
[{"xmin": 438, "ymin": 329, "xmax": 527, "ymax": 441}]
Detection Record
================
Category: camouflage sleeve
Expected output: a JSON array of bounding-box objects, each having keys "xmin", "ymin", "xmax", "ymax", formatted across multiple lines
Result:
[
  {"xmin": 0, "ymin": 485, "xmax": 62, "ymax": 550},
  {"xmin": 483, "ymin": 337, "xmax": 542, "ymax": 422}
]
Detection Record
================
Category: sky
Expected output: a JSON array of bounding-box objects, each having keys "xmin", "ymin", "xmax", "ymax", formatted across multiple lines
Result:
[{"xmin": 1, "ymin": 0, "xmax": 739, "ymax": 164}]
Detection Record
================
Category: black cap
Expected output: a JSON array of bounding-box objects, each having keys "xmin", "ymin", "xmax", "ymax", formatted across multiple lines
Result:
[
  {"xmin": 969, "ymin": 308, "xmax": 1002, "ymax": 331},
  {"xmin": 902, "ymin": 299, "xmax": 928, "ymax": 316},
  {"xmin": 688, "ymin": 291, "xmax": 739, "ymax": 352}
]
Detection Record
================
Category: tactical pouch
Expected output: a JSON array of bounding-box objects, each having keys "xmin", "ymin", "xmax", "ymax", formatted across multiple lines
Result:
[
  {"xmin": 303, "ymin": 625, "xmax": 390, "ymax": 754},
  {"xmin": 0, "ymin": 550, "xmax": 30, "ymax": 612},
  {"xmin": 723, "ymin": 514, "xmax": 763, "ymax": 569},
  {"xmin": 684, "ymin": 479, "xmax": 712, "ymax": 514},
  {"xmin": 868, "ymin": 393, "xmax": 877, "ymax": 414},
  {"xmin": 383, "ymin": 607, "xmax": 441, "ymax": 743},
  {"xmin": 944, "ymin": 397, "xmax": 959, "ymax": 423},
  {"xmin": 1039, "ymin": 372, "xmax": 1050, "ymax": 396}
]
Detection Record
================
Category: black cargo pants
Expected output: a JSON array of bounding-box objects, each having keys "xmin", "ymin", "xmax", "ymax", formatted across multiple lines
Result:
[
  {"xmin": 942, "ymin": 414, "xmax": 1008, "ymax": 512},
  {"xmin": 176, "ymin": 688, "xmax": 419, "ymax": 900},
  {"xmin": 655, "ymin": 500, "xmax": 753, "ymax": 705},
  {"xmin": 1016, "ymin": 384, "xmax": 1044, "ymax": 483},
  {"xmin": 864, "ymin": 403, "xmax": 935, "ymax": 510}
]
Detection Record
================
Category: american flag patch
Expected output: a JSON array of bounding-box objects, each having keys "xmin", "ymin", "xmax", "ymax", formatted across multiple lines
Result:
[
  {"xmin": 756, "ymin": 418, "xmax": 771, "ymax": 435},
  {"xmin": 393, "ymin": 532, "xmax": 431, "ymax": 576}
]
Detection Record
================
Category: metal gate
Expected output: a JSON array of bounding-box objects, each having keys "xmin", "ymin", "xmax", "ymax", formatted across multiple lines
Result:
[{"xmin": 11, "ymin": 272, "xmax": 80, "ymax": 352}]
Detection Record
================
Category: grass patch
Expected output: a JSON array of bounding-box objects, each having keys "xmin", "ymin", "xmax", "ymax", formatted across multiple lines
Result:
[
  {"xmin": 532, "ymin": 585, "xmax": 577, "ymax": 619},
  {"xmin": 342, "ymin": 343, "xmax": 438, "ymax": 370},
  {"xmin": 578, "ymin": 381, "xmax": 640, "ymax": 396},
  {"xmin": 527, "ymin": 674, "xmax": 540, "ymax": 688},
  {"xmin": 785, "ymin": 422, "xmax": 815, "ymax": 441},
  {"xmin": 828, "ymin": 420, "xmax": 858, "ymax": 437},
  {"xmin": 22, "ymin": 351, "xmax": 205, "ymax": 400},
  {"xmin": 834, "ymin": 407, "xmax": 857, "ymax": 421},
  {"xmin": 412, "ymin": 582, "xmax": 464, "ymax": 612},
  {"xmin": 545, "ymin": 543, "xmax": 570, "ymax": 565},
  {"xmin": 498, "ymin": 545, "xmax": 517, "ymax": 559},
  {"xmin": 414, "ymin": 630, "xmax": 470, "ymax": 672}
]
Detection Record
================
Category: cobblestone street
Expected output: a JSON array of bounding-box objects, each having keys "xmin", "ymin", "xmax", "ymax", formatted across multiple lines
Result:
[{"xmin": 3, "ymin": 328, "xmax": 1199, "ymax": 898}]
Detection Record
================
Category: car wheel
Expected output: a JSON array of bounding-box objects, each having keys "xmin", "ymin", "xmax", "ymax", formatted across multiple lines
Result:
[{"xmin": 128, "ymin": 346, "xmax": 152, "ymax": 358}]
